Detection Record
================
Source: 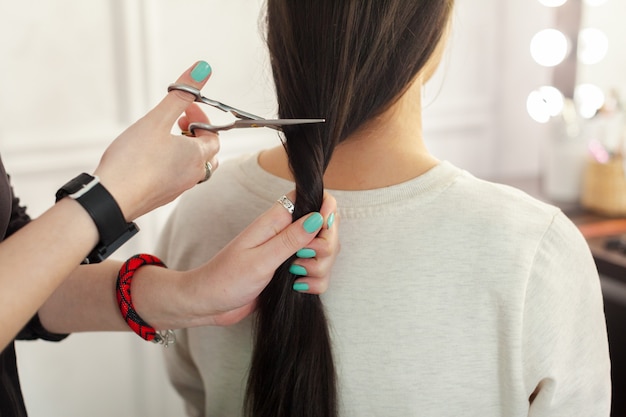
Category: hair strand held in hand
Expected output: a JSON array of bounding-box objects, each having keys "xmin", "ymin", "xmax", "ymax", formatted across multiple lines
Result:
[{"xmin": 245, "ymin": 1, "xmax": 453, "ymax": 416}]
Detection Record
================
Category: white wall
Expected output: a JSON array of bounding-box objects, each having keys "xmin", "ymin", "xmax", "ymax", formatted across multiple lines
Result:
[
  {"xmin": 2, "ymin": 1, "xmax": 276, "ymax": 416},
  {"xmin": 578, "ymin": 0, "xmax": 626, "ymax": 100},
  {"xmin": 0, "ymin": 0, "xmax": 620, "ymax": 416}
]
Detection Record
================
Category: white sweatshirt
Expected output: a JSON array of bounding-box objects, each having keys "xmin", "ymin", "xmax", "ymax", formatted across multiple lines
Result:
[{"xmin": 156, "ymin": 154, "xmax": 611, "ymax": 417}]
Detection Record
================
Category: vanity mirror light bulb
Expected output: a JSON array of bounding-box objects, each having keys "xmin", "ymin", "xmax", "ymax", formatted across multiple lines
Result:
[
  {"xmin": 527, "ymin": 86, "xmax": 565, "ymax": 123},
  {"xmin": 530, "ymin": 29, "xmax": 570, "ymax": 67},
  {"xmin": 578, "ymin": 28, "xmax": 609, "ymax": 65},
  {"xmin": 575, "ymin": 84, "xmax": 605, "ymax": 119},
  {"xmin": 538, "ymin": 0, "xmax": 568, "ymax": 6}
]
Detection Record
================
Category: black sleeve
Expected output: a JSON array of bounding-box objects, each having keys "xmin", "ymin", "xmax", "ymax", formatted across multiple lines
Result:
[
  {"xmin": 4, "ymin": 175, "xmax": 30, "ymax": 238},
  {"xmin": 16, "ymin": 314, "xmax": 69, "ymax": 342}
]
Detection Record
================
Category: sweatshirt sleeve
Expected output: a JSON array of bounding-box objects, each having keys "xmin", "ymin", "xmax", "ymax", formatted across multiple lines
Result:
[
  {"xmin": 163, "ymin": 329, "xmax": 205, "ymax": 417},
  {"xmin": 522, "ymin": 211, "xmax": 611, "ymax": 416},
  {"xmin": 155, "ymin": 207, "xmax": 206, "ymax": 416}
]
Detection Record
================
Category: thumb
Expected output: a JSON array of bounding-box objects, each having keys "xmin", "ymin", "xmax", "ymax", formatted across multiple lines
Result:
[
  {"xmin": 148, "ymin": 60, "xmax": 213, "ymax": 128},
  {"xmin": 255, "ymin": 211, "xmax": 325, "ymax": 272}
]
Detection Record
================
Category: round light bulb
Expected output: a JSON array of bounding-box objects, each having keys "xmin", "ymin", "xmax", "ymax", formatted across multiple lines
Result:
[
  {"xmin": 574, "ymin": 84, "xmax": 605, "ymax": 119},
  {"xmin": 527, "ymin": 86, "xmax": 565, "ymax": 123},
  {"xmin": 578, "ymin": 28, "xmax": 608, "ymax": 65},
  {"xmin": 538, "ymin": 0, "xmax": 568, "ymax": 6},
  {"xmin": 530, "ymin": 29, "xmax": 569, "ymax": 67}
]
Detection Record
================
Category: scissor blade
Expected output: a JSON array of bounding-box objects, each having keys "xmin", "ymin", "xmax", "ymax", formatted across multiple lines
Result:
[
  {"xmin": 232, "ymin": 119, "xmax": 326, "ymax": 128},
  {"xmin": 188, "ymin": 118, "xmax": 325, "ymax": 135}
]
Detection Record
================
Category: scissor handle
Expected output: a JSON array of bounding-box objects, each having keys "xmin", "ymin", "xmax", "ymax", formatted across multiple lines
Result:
[
  {"xmin": 168, "ymin": 83, "xmax": 262, "ymax": 120},
  {"xmin": 188, "ymin": 122, "xmax": 223, "ymax": 135},
  {"xmin": 167, "ymin": 83, "xmax": 204, "ymax": 101}
]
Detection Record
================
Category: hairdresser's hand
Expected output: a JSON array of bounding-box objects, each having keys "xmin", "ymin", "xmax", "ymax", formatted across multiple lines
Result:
[
  {"xmin": 182, "ymin": 191, "xmax": 339, "ymax": 327},
  {"xmin": 176, "ymin": 100, "xmax": 221, "ymax": 171},
  {"xmin": 93, "ymin": 61, "xmax": 220, "ymax": 222}
]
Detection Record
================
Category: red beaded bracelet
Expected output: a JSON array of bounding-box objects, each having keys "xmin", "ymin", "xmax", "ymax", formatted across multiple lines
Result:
[{"xmin": 116, "ymin": 254, "xmax": 175, "ymax": 346}]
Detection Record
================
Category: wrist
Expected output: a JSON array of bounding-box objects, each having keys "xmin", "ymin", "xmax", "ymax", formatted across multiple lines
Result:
[
  {"xmin": 134, "ymin": 267, "xmax": 212, "ymax": 329},
  {"xmin": 130, "ymin": 265, "xmax": 186, "ymax": 329},
  {"xmin": 93, "ymin": 173, "xmax": 138, "ymax": 222},
  {"xmin": 116, "ymin": 254, "xmax": 175, "ymax": 346},
  {"xmin": 56, "ymin": 173, "xmax": 139, "ymax": 264}
]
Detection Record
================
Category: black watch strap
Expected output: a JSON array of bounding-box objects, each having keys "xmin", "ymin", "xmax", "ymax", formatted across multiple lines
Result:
[{"xmin": 56, "ymin": 173, "xmax": 139, "ymax": 264}]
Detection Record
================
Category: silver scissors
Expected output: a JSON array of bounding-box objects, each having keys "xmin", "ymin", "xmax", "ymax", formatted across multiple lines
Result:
[{"xmin": 167, "ymin": 83, "xmax": 325, "ymax": 135}]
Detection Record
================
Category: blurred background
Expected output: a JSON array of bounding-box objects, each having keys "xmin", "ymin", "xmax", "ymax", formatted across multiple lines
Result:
[{"xmin": 0, "ymin": 0, "xmax": 624, "ymax": 415}]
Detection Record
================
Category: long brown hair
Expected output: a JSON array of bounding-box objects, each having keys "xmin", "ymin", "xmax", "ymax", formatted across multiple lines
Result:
[{"xmin": 245, "ymin": 2, "xmax": 454, "ymax": 416}]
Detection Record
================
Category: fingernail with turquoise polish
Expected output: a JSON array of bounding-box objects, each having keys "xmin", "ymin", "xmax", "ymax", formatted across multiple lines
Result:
[
  {"xmin": 191, "ymin": 61, "xmax": 212, "ymax": 82},
  {"xmin": 327, "ymin": 212, "xmax": 335, "ymax": 229},
  {"xmin": 289, "ymin": 264, "xmax": 307, "ymax": 276},
  {"xmin": 296, "ymin": 248, "xmax": 316, "ymax": 259},
  {"xmin": 303, "ymin": 212, "xmax": 323, "ymax": 233},
  {"xmin": 293, "ymin": 282, "xmax": 310, "ymax": 292}
]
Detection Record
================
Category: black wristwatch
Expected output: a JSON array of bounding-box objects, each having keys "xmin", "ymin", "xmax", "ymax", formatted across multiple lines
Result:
[{"xmin": 56, "ymin": 173, "xmax": 139, "ymax": 264}]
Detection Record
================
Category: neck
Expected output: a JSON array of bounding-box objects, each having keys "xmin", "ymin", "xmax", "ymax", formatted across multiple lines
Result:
[{"xmin": 258, "ymin": 80, "xmax": 438, "ymax": 190}]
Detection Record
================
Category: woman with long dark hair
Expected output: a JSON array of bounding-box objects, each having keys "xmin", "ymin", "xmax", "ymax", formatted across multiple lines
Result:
[{"xmin": 157, "ymin": 1, "xmax": 610, "ymax": 416}]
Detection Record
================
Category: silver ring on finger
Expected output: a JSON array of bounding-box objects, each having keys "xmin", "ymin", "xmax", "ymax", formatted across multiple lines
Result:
[
  {"xmin": 277, "ymin": 195, "xmax": 295, "ymax": 214},
  {"xmin": 199, "ymin": 161, "xmax": 213, "ymax": 183}
]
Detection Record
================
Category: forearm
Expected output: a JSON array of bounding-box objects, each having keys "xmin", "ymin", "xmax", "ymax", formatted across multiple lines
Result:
[
  {"xmin": 39, "ymin": 261, "xmax": 123, "ymax": 333},
  {"xmin": 39, "ymin": 259, "xmax": 191, "ymax": 334},
  {"xmin": 0, "ymin": 198, "xmax": 97, "ymax": 349}
]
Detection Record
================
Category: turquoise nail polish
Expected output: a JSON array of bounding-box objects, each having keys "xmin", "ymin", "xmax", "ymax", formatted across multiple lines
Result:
[
  {"xmin": 293, "ymin": 282, "xmax": 310, "ymax": 292},
  {"xmin": 289, "ymin": 264, "xmax": 307, "ymax": 276},
  {"xmin": 303, "ymin": 212, "xmax": 323, "ymax": 233},
  {"xmin": 327, "ymin": 212, "xmax": 335, "ymax": 229},
  {"xmin": 191, "ymin": 61, "xmax": 212, "ymax": 82},
  {"xmin": 296, "ymin": 248, "xmax": 316, "ymax": 259}
]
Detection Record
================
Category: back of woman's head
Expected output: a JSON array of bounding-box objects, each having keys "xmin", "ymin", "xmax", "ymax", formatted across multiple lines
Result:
[{"xmin": 245, "ymin": 2, "xmax": 454, "ymax": 417}]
